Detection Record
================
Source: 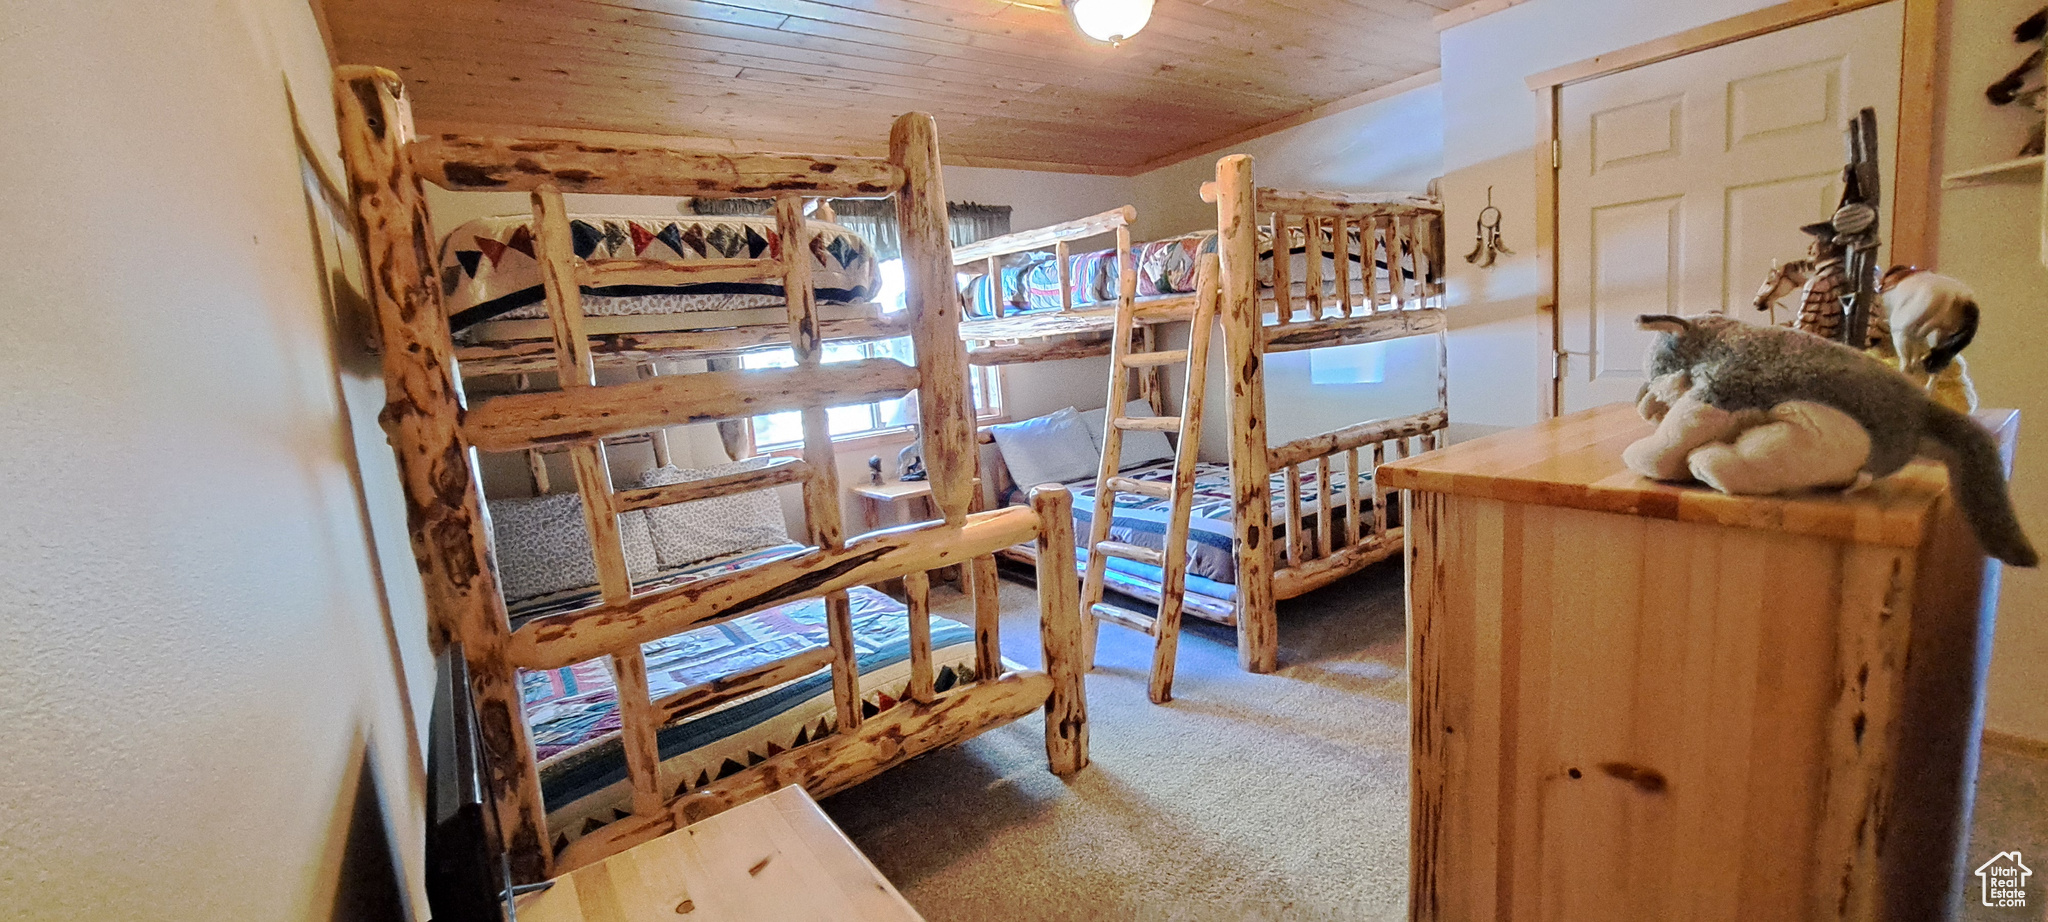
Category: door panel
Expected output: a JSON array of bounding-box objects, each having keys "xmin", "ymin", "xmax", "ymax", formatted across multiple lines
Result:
[
  {"xmin": 1557, "ymin": 2, "xmax": 1904, "ymax": 412},
  {"xmin": 1592, "ymin": 196, "xmax": 1683, "ymax": 377}
]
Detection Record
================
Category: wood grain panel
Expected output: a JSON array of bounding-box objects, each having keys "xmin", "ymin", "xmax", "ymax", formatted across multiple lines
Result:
[{"xmin": 322, "ymin": 0, "xmax": 1451, "ymax": 171}]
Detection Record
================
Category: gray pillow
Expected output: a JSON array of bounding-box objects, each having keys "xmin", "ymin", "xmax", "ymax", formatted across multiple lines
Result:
[
  {"xmin": 490, "ymin": 493, "xmax": 658, "ymax": 603},
  {"xmin": 639, "ymin": 458, "xmax": 794, "ymax": 568},
  {"xmin": 1079, "ymin": 400, "xmax": 1176, "ymax": 470},
  {"xmin": 989, "ymin": 406, "xmax": 1102, "ymax": 490}
]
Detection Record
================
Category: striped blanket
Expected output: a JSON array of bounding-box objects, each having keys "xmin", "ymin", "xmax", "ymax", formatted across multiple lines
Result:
[{"xmin": 1009, "ymin": 460, "xmax": 1374, "ymax": 586}]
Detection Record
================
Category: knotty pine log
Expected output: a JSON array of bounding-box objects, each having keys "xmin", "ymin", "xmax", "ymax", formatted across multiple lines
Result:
[
  {"xmin": 1216, "ymin": 154, "xmax": 1278, "ymax": 674},
  {"xmin": 891, "ymin": 112, "xmax": 975, "ymax": 526},
  {"xmin": 409, "ymin": 134, "xmax": 904, "ymax": 198},
  {"xmin": 949, "ymin": 205, "xmax": 1135, "ymax": 263},
  {"xmin": 1032, "ymin": 486, "xmax": 1089, "ymax": 774},
  {"xmin": 333, "ymin": 65, "xmax": 552, "ymax": 881},
  {"xmin": 461, "ymin": 359, "xmax": 917, "ymax": 452}
]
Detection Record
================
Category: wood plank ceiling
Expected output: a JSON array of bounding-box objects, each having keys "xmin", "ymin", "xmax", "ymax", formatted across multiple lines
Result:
[{"xmin": 321, "ymin": 0, "xmax": 1452, "ymax": 174}]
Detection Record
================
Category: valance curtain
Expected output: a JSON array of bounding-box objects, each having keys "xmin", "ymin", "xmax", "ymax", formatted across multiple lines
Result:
[{"xmin": 688, "ymin": 198, "xmax": 1011, "ymax": 261}]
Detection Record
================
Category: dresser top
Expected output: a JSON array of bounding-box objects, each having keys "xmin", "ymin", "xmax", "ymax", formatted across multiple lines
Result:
[{"xmin": 1378, "ymin": 403, "xmax": 2019, "ymax": 549}]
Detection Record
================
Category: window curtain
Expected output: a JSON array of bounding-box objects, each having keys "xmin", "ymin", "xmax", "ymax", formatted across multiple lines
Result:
[{"xmin": 688, "ymin": 198, "xmax": 1010, "ymax": 261}]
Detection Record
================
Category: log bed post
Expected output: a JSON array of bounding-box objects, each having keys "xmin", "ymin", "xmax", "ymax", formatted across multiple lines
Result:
[
  {"xmin": 891, "ymin": 113, "xmax": 973, "ymax": 526},
  {"xmin": 333, "ymin": 66, "xmax": 552, "ymax": 881},
  {"xmin": 1216, "ymin": 154, "xmax": 1279, "ymax": 673},
  {"xmin": 1032, "ymin": 485, "xmax": 1089, "ymax": 775}
]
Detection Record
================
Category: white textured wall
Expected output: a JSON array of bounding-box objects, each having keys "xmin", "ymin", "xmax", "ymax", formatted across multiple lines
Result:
[
  {"xmin": 1933, "ymin": 0, "xmax": 2048, "ymax": 743},
  {"xmin": 0, "ymin": 1, "xmax": 431, "ymax": 919},
  {"xmin": 1127, "ymin": 83, "xmax": 1449, "ymax": 458},
  {"xmin": 1438, "ymin": 0, "xmax": 1786, "ymax": 434}
]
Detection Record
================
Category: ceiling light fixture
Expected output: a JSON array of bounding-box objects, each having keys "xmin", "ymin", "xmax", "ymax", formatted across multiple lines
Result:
[{"xmin": 1065, "ymin": 0, "xmax": 1154, "ymax": 45}]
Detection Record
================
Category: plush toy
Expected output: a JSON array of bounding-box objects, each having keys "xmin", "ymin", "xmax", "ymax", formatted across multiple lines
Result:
[
  {"xmin": 1621, "ymin": 313, "xmax": 2037, "ymax": 567},
  {"xmin": 1880, "ymin": 266, "xmax": 1980, "ymax": 408}
]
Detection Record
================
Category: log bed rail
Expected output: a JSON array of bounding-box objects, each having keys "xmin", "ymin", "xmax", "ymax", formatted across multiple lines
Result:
[
  {"xmin": 412, "ymin": 132, "xmax": 920, "ymax": 378},
  {"xmin": 335, "ymin": 66, "xmax": 1087, "ymax": 885}
]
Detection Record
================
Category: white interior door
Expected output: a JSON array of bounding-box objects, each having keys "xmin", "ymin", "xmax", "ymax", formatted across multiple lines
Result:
[{"xmin": 1556, "ymin": 2, "xmax": 1903, "ymax": 412}]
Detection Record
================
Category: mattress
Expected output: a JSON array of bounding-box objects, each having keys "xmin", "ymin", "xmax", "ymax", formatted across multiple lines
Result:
[
  {"xmin": 960, "ymin": 220, "xmax": 1438, "ymax": 319},
  {"xmin": 517, "ymin": 551, "xmax": 981, "ymax": 852},
  {"xmin": 1007, "ymin": 460, "xmax": 1374, "ymax": 586},
  {"xmin": 439, "ymin": 213, "xmax": 880, "ymax": 332}
]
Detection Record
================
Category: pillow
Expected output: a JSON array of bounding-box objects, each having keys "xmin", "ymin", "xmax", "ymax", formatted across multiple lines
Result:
[
  {"xmin": 639, "ymin": 458, "xmax": 793, "ymax": 569},
  {"xmin": 989, "ymin": 407, "xmax": 1102, "ymax": 490},
  {"xmin": 1079, "ymin": 400, "xmax": 1176, "ymax": 470},
  {"xmin": 490, "ymin": 493, "xmax": 658, "ymax": 603}
]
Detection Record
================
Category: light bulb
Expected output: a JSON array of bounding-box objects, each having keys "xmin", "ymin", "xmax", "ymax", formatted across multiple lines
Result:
[{"xmin": 1067, "ymin": 0, "xmax": 1154, "ymax": 44}]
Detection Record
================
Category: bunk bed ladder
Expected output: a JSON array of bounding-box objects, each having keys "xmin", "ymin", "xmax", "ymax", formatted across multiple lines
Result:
[{"xmin": 1079, "ymin": 253, "xmax": 1220, "ymax": 704}]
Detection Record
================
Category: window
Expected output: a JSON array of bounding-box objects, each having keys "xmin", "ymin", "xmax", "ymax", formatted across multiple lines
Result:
[{"xmin": 748, "ymin": 259, "xmax": 1003, "ymax": 452}]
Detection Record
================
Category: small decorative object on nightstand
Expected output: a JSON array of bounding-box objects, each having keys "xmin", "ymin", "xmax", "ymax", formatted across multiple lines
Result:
[{"xmin": 868, "ymin": 456, "xmax": 883, "ymax": 485}]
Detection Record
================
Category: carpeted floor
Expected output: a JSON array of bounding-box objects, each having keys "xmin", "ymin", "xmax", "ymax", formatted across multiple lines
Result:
[
  {"xmin": 822, "ymin": 563, "xmax": 2048, "ymax": 922},
  {"xmin": 824, "ymin": 564, "xmax": 1415, "ymax": 922}
]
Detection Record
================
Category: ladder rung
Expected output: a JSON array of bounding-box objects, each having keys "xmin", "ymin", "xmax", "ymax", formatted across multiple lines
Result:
[
  {"xmin": 614, "ymin": 457, "xmax": 811, "ymax": 513},
  {"xmin": 1106, "ymin": 476, "xmax": 1171, "ymax": 499},
  {"xmin": 578, "ymin": 257, "xmax": 782, "ymax": 287},
  {"xmin": 1114, "ymin": 417, "xmax": 1181, "ymax": 432},
  {"xmin": 1093, "ymin": 541, "xmax": 1165, "ymax": 566},
  {"xmin": 1091, "ymin": 602, "xmax": 1157, "ymax": 636},
  {"xmin": 1120, "ymin": 349, "xmax": 1189, "ymax": 368}
]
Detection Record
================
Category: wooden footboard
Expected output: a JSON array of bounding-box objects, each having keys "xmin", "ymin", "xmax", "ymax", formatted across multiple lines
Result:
[
  {"xmin": 1267, "ymin": 409, "xmax": 1447, "ymax": 599},
  {"xmin": 551, "ymin": 486, "xmax": 1088, "ymax": 875}
]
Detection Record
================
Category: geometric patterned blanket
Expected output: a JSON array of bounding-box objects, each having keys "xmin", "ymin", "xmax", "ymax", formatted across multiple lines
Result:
[{"xmin": 438, "ymin": 213, "xmax": 880, "ymax": 331}]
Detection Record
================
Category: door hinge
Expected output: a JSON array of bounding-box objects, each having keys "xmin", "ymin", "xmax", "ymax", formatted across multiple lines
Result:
[{"xmin": 1551, "ymin": 138, "xmax": 1562, "ymax": 171}]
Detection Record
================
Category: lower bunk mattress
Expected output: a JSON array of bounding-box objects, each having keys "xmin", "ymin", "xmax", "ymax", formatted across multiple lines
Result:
[
  {"xmin": 513, "ymin": 548, "xmax": 984, "ymax": 853},
  {"xmin": 1009, "ymin": 460, "xmax": 1376, "ymax": 591},
  {"xmin": 439, "ymin": 213, "xmax": 881, "ymax": 334}
]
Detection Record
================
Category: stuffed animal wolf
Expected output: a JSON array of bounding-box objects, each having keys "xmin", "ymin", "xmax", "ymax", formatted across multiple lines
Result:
[{"xmin": 1626, "ymin": 313, "xmax": 2036, "ymax": 567}]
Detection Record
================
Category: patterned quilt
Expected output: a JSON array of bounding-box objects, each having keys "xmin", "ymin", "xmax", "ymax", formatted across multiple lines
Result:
[
  {"xmin": 438, "ymin": 214, "xmax": 879, "ymax": 331},
  {"xmin": 519, "ymin": 551, "xmax": 980, "ymax": 851},
  {"xmin": 1010, "ymin": 460, "xmax": 1375, "ymax": 586},
  {"xmin": 959, "ymin": 219, "xmax": 1438, "ymax": 319}
]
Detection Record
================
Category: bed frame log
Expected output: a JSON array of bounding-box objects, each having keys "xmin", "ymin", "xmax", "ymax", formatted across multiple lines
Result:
[
  {"xmin": 338, "ymin": 66, "xmax": 1087, "ymax": 884},
  {"xmin": 409, "ymin": 135, "xmax": 904, "ymax": 199},
  {"xmin": 453, "ymin": 314, "xmax": 911, "ymax": 377},
  {"xmin": 460, "ymin": 360, "xmax": 918, "ymax": 452}
]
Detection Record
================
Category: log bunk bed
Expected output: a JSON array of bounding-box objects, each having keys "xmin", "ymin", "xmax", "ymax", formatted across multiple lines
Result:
[
  {"xmin": 333, "ymin": 67, "xmax": 1088, "ymax": 886},
  {"xmin": 966, "ymin": 155, "xmax": 1448, "ymax": 673}
]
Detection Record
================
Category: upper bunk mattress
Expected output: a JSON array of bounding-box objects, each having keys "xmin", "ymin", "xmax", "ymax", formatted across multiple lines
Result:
[
  {"xmin": 961, "ymin": 215, "xmax": 1439, "ymax": 319},
  {"xmin": 439, "ymin": 213, "xmax": 880, "ymax": 332}
]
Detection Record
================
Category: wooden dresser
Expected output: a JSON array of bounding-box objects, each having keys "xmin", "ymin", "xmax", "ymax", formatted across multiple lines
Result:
[{"xmin": 1379, "ymin": 403, "xmax": 2018, "ymax": 922}]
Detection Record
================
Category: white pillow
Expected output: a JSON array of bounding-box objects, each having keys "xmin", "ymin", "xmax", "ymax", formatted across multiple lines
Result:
[
  {"xmin": 639, "ymin": 458, "xmax": 794, "ymax": 568},
  {"xmin": 989, "ymin": 407, "xmax": 1102, "ymax": 490},
  {"xmin": 1079, "ymin": 400, "xmax": 1176, "ymax": 470},
  {"xmin": 490, "ymin": 493, "xmax": 658, "ymax": 603}
]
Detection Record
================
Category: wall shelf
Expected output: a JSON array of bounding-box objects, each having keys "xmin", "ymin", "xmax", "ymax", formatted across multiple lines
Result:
[{"xmin": 1942, "ymin": 154, "xmax": 2045, "ymax": 187}]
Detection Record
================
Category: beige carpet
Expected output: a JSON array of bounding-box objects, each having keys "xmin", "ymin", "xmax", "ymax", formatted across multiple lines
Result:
[
  {"xmin": 823, "ymin": 563, "xmax": 2048, "ymax": 921},
  {"xmin": 823, "ymin": 564, "xmax": 1414, "ymax": 922}
]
